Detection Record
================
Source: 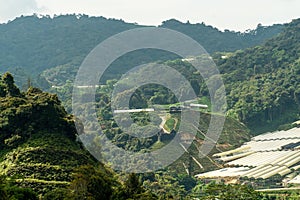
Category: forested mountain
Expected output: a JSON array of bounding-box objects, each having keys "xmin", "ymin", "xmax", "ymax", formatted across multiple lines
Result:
[
  {"xmin": 0, "ymin": 72, "xmax": 93, "ymax": 196},
  {"xmin": 160, "ymin": 19, "xmax": 284, "ymax": 52},
  {"xmin": 216, "ymin": 18, "xmax": 300, "ymax": 133},
  {"xmin": 0, "ymin": 14, "xmax": 284, "ymax": 77},
  {"xmin": 0, "ymin": 73, "xmax": 160, "ymax": 199},
  {"xmin": 0, "ymin": 14, "xmax": 298, "ymax": 198},
  {"xmin": 0, "ymin": 73, "xmax": 258, "ymax": 199},
  {"xmin": 42, "ymin": 17, "xmax": 300, "ymax": 136},
  {"xmin": 0, "ymin": 14, "xmax": 139, "ymax": 75}
]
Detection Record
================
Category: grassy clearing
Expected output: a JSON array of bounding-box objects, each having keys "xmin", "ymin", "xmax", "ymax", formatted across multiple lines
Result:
[
  {"xmin": 150, "ymin": 141, "xmax": 167, "ymax": 151},
  {"xmin": 164, "ymin": 118, "xmax": 176, "ymax": 132}
]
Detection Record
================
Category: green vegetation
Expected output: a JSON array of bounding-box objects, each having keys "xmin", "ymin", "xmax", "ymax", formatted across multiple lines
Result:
[
  {"xmin": 0, "ymin": 14, "xmax": 284, "ymax": 88},
  {"xmin": 260, "ymin": 189, "xmax": 300, "ymax": 200},
  {"xmin": 78, "ymin": 78, "xmax": 251, "ymax": 173},
  {"xmin": 164, "ymin": 117, "xmax": 176, "ymax": 132},
  {"xmin": 0, "ymin": 73, "xmax": 161, "ymax": 199},
  {"xmin": 0, "ymin": 72, "xmax": 251, "ymax": 198},
  {"xmin": 75, "ymin": 17, "xmax": 299, "ymax": 135},
  {"xmin": 189, "ymin": 182, "xmax": 264, "ymax": 199},
  {"xmin": 0, "ymin": 176, "xmax": 38, "ymax": 200},
  {"xmin": 161, "ymin": 19, "xmax": 284, "ymax": 53},
  {"xmin": 0, "ymin": 14, "xmax": 299, "ymax": 199},
  {"xmin": 0, "ymin": 72, "xmax": 96, "ymax": 196},
  {"xmin": 216, "ymin": 18, "xmax": 300, "ymax": 133}
]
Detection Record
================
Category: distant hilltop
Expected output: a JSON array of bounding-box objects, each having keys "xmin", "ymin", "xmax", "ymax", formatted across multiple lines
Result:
[{"xmin": 0, "ymin": 14, "xmax": 285, "ymax": 75}]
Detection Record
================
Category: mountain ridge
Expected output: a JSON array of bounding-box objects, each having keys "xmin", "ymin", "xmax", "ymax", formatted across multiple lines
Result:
[
  {"xmin": 216, "ymin": 18, "xmax": 300, "ymax": 133},
  {"xmin": 0, "ymin": 14, "xmax": 284, "ymax": 77}
]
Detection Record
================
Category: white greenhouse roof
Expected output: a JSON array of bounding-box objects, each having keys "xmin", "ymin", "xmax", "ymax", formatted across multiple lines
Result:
[
  {"xmin": 252, "ymin": 128, "xmax": 300, "ymax": 141},
  {"xmin": 288, "ymin": 175, "xmax": 300, "ymax": 184},
  {"xmin": 195, "ymin": 167, "xmax": 250, "ymax": 178},
  {"xmin": 227, "ymin": 151, "xmax": 296, "ymax": 167},
  {"xmin": 200, "ymin": 128, "xmax": 300, "ymax": 181}
]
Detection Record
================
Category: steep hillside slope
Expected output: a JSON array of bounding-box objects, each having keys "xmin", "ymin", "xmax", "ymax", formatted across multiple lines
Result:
[
  {"xmin": 0, "ymin": 72, "xmax": 97, "ymax": 195},
  {"xmin": 0, "ymin": 72, "xmax": 252, "ymax": 199},
  {"xmin": 216, "ymin": 18, "xmax": 300, "ymax": 133},
  {"xmin": 85, "ymin": 80, "xmax": 251, "ymax": 175}
]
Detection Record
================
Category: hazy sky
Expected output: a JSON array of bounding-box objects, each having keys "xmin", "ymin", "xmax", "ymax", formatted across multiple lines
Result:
[{"xmin": 0, "ymin": 0, "xmax": 299, "ymax": 31}]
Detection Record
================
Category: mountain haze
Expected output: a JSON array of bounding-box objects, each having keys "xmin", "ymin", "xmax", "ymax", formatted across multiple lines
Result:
[{"xmin": 0, "ymin": 14, "xmax": 284, "ymax": 77}]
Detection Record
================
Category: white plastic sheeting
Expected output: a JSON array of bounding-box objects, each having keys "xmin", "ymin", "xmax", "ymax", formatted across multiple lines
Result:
[
  {"xmin": 227, "ymin": 151, "xmax": 296, "ymax": 167},
  {"xmin": 243, "ymin": 139, "xmax": 300, "ymax": 152},
  {"xmin": 252, "ymin": 128, "xmax": 300, "ymax": 141},
  {"xmin": 195, "ymin": 167, "xmax": 250, "ymax": 178},
  {"xmin": 288, "ymin": 175, "xmax": 300, "ymax": 184},
  {"xmin": 199, "ymin": 128, "xmax": 300, "ymax": 181}
]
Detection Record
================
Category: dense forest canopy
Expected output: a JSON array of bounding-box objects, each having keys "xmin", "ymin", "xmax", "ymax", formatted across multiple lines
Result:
[
  {"xmin": 160, "ymin": 19, "xmax": 284, "ymax": 52},
  {"xmin": 0, "ymin": 14, "xmax": 284, "ymax": 76},
  {"xmin": 216, "ymin": 18, "xmax": 300, "ymax": 133},
  {"xmin": 44, "ymin": 16, "xmax": 299, "ymax": 135}
]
